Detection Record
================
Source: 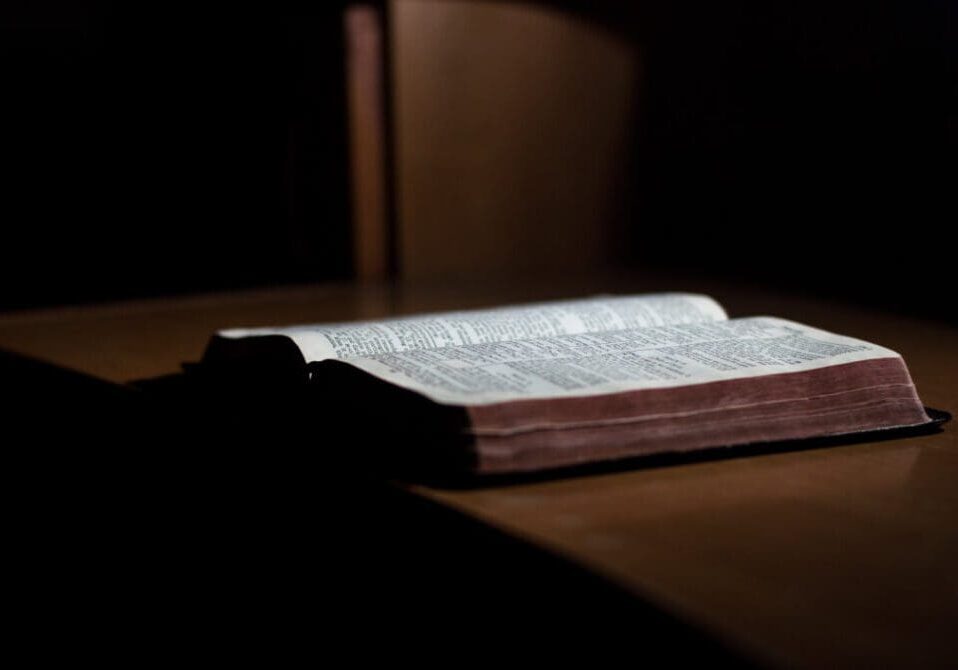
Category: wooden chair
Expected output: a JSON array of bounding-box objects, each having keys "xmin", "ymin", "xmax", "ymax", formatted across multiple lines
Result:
[{"xmin": 346, "ymin": 1, "xmax": 642, "ymax": 282}]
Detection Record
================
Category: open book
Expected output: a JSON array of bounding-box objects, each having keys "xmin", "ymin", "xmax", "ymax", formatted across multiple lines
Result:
[{"xmin": 202, "ymin": 294, "xmax": 942, "ymax": 475}]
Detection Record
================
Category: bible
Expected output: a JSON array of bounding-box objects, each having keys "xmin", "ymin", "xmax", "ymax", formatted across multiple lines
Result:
[{"xmin": 202, "ymin": 293, "xmax": 944, "ymax": 475}]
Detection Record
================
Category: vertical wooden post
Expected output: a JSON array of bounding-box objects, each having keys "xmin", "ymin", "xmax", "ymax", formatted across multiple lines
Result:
[{"xmin": 345, "ymin": 4, "xmax": 391, "ymax": 281}]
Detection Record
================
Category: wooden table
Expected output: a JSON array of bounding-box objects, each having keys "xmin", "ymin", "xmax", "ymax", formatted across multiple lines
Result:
[{"xmin": 2, "ymin": 274, "xmax": 955, "ymax": 666}]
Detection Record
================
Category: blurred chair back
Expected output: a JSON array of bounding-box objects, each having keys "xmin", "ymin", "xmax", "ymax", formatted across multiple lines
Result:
[{"xmin": 349, "ymin": 1, "xmax": 642, "ymax": 281}]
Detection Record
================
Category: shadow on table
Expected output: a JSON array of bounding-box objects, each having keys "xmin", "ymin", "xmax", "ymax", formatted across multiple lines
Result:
[{"xmin": 0, "ymin": 348, "xmax": 844, "ymax": 665}]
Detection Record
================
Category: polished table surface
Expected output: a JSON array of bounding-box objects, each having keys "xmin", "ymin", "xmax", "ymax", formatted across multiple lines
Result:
[{"xmin": 1, "ymin": 274, "xmax": 955, "ymax": 667}]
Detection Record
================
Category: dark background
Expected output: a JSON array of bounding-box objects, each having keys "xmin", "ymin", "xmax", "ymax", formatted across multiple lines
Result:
[
  {"xmin": 631, "ymin": 0, "xmax": 956, "ymax": 320},
  {"xmin": 1, "ymin": 1, "xmax": 353, "ymax": 308},
  {"xmin": 1, "ymin": 1, "xmax": 954, "ymax": 317}
]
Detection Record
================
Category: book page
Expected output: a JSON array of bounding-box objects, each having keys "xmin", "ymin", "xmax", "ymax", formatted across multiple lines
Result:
[
  {"xmin": 339, "ymin": 317, "xmax": 904, "ymax": 405},
  {"xmin": 219, "ymin": 293, "xmax": 726, "ymax": 362}
]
